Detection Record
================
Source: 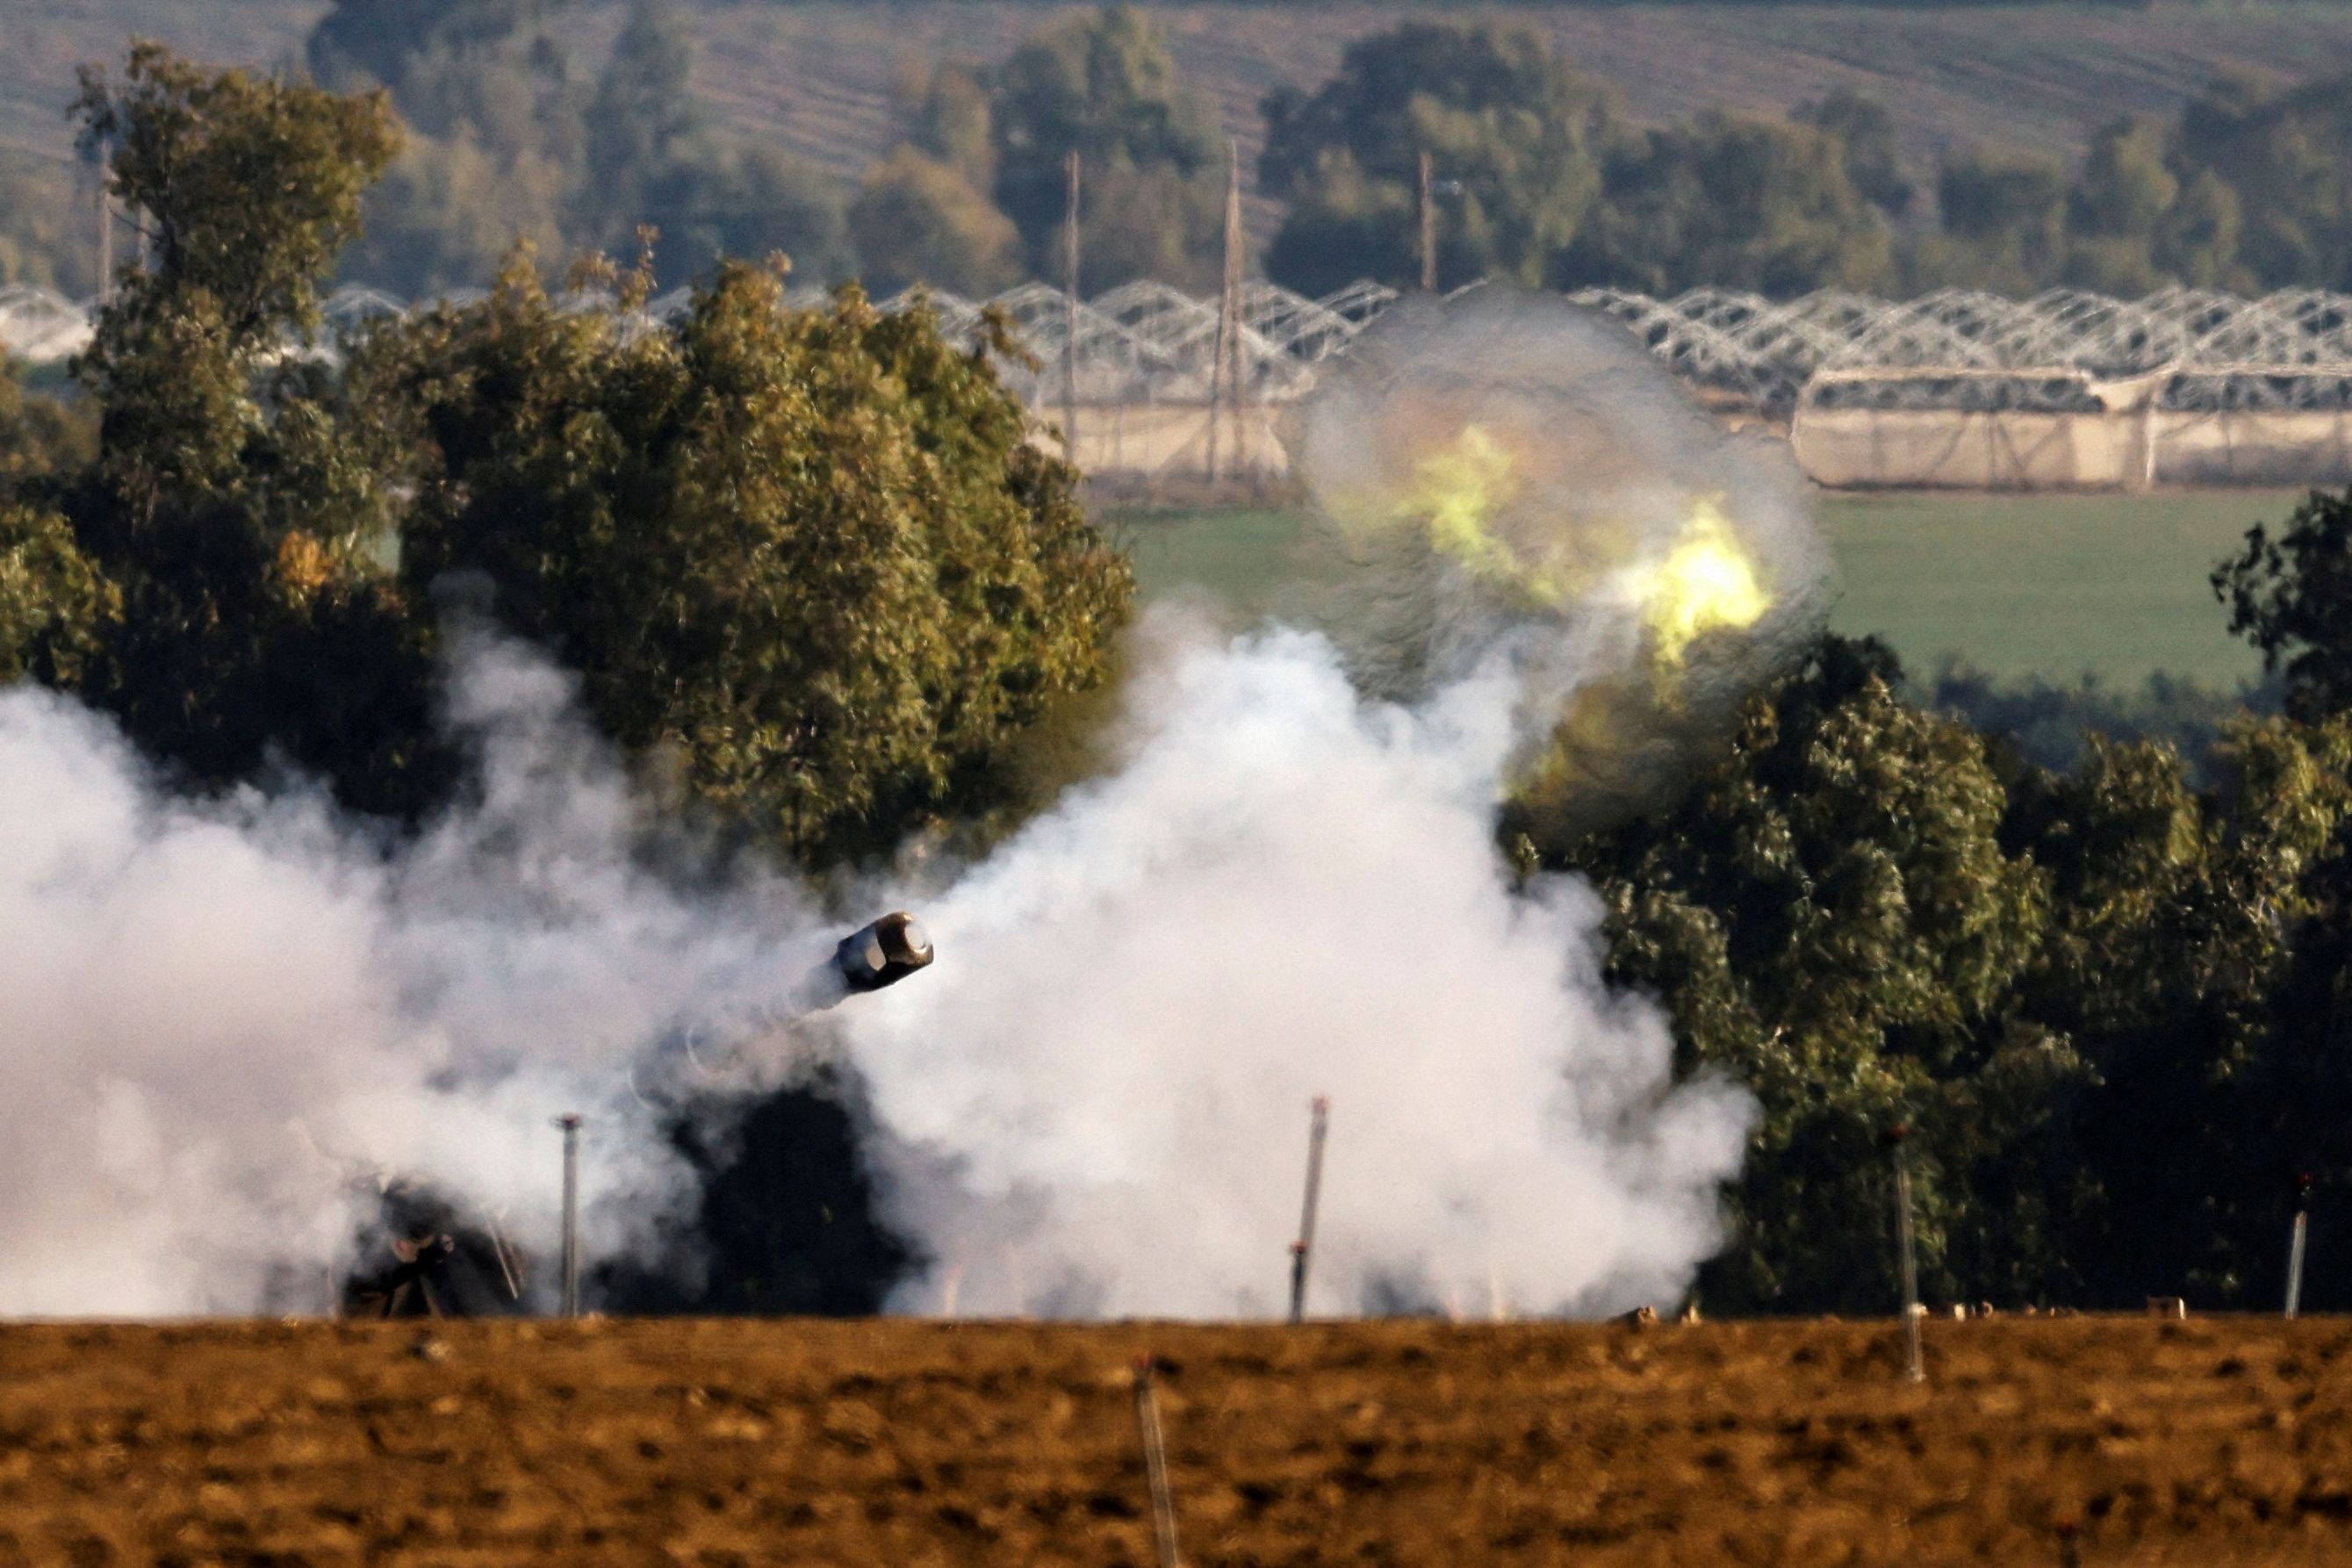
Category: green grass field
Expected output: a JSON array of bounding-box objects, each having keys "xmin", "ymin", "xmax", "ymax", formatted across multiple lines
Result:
[{"xmin": 1111, "ymin": 491, "xmax": 2305, "ymax": 689}]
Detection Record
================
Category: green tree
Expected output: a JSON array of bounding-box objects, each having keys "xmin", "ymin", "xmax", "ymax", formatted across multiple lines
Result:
[
  {"xmin": 1564, "ymin": 111, "xmax": 1895, "ymax": 296},
  {"xmin": 2007, "ymin": 715, "xmax": 2352, "ymax": 1304},
  {"xmin": 63, "ymin": 46, "xmax": 446, "ymax": 817},
  {"xmin": 1794, "ymin": 89, "xmax": 1914, "ymax": 219},
  {"xmin": 990, "ymin": 5, "xmax": 1225, "ymax": 291},
  {"xmin": 2152, "ymin": 170, "xmax": 2247, "ymax": 291},
  {"xmin": 0, "ymin": 149, "xmax": 95, "ymax": 296},
  {"xmin": 912, "ymin": 63, "xmax": 996, "ymax": 188},
  {"xmin": 2212, "ymin": 487, "xmax": 2352, "ymax": 723},
  {"xmin": 1262, "ymin": 22, "xmax": 1618, "ymax": 293},
  {"xmin": 850, "ymin": 147, "xmax": 1025, "ymax": 297},
  {"xmin": 575, "ymin": 1, "xmax": 852, "ymax": 286},
  {"xmin": 2060, "ymin": 118, "xmax": 2177, "ymax": 294},
  {"xmin": 0, "ymin": 363, "xmax": 97, "ymax": 496},
  {"xmin": 378, "ymin": 260, "xmax": 1129, "ymax": 864},
  {"xmin": 1564, "ymin": 637, "xmax": 2057, "ymax": 1312},
  {"xmin": 1912, "ymin": 146, "xmax": 2068, "ymax": 293},
  {"xmin": 0, "ymin": 501, "xmax": 113, "ymax": 687},
  {"xmin": 2173, "ymin": 70, "xmax": 2352, "ymax": 291},
  {"xmin": 343, "ymin": 133, "xmax": 571, "ymax": 298}
]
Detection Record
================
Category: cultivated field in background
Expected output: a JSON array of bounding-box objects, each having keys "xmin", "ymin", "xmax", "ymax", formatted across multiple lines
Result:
[
  {"xmin": 1114, "ymin": 493, "xmax": 2291, "ymax": 687},
  {"xmin": 11, "ymin": 3, "xmax": 2352, "ymax": 248},
  {"xmin": 6, "ymin": 1315, "xmax": 2352, "ymax": 1564}
]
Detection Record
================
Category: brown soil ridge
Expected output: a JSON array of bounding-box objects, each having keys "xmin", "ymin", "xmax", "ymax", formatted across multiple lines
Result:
[{"xmin": 4, "ymin": 1314, "xmax": 2351, "ymax": 1565}]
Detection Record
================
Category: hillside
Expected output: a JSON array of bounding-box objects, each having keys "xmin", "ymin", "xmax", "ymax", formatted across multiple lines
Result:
[
  {"xmin": 10, "ymin": 2, "xmax": 2352, "ymax": 255},
  {"xmin": 5, "ymin": 1315, "xmax": 2351, "ymax": 1564}
]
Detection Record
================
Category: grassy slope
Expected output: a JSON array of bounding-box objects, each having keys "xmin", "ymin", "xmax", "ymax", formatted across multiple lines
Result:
[
  {"xmin": 12, "ymin": 4, "xmax": 2352, "ymax": 257},
  {"xmin": 1115, "ymin": 492, "xmax": 2295, "ymax": 687}
]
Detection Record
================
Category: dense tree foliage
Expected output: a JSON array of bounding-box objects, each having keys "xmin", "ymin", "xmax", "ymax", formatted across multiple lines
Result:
[
  {"xmin": 40, "ymin": 42, "xmax": 1128, "ymax": 858},
  {"xmin": 850, "ymin": 147, "xmax": 1026, "ymax": 298},
  {"xmin": 0, "ymin": 149, "xmax": 97, "ymax": 297},
  {"xmin": 312, "ymin": 0, "xmax": 851, "ymax": 294},
  {"xmin": 988, "ymin": 5, "xmax": 1226, "ymax": 291},
  {"xmin": 854, "ymin": 7, "xmax": 1228, "ymax": 296},
  {"xmin": 1546, "ymin": 592, "xmax": 2352, "ymax": 1315},
  {"xmin": 367, "ymin": 255, "xmax": 1128, "ymax": 863},
  {"xmin": 1569, "ymin": 111, "xmax": 1895, "ymax": 294},
  {"xmin": 26, "ymin": 14, "xmax": 2352, "ymax": 304},
  {"xmin": 2212, "ymin": 486, "xmax": 2352, "ymax": 724},
  {"xmin": 1259, "ymin": 23, "xmax": 1900, "ymax": 298},
  {"xmin": 1262, "ymin": 23, "xmax": 1616, "ymax": 294},
  {"xmin": 1254, "ymin": 22, "xmax": 2352, "ymax": 301}
]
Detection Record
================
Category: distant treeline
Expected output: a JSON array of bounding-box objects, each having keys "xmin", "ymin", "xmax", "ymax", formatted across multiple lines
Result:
[{"xmin": 0, "ymin": 2, "xmax": 2346, "ymax": 302}]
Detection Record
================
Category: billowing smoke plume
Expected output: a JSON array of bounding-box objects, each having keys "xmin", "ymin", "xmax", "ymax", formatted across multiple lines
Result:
[
  {"xmin": 0, "ymin": 290, "xmax": 1823, "ymax": 1319},
  {"xmin": 0, "ymin": 630, "xmax": 826, "ymax": 1315},
  {"xmin": 1297, "ymin": 289, "xmax": 1833, "ymax": 842},
  {"xmin": 844, "ymin": 623, "xmax": 1752, "ymax": 1317}
]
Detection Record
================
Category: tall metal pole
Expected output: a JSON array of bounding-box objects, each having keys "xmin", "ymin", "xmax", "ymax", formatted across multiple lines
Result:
[
  {"xmin": 93, "ymin": 153, "xmax": 111, "ymax": 303},
  {"xmin": 555, "ymin": 1113, "xmax": 583, "ymax": 1319},
  {"xmin": 1219, "ymin": 139, "xmax": 1247, "ymax": 481},
  {"xmin": 1288, "ymin": 1096, "xmax": 1330, "ymax": 1324},
  {"xmin": 1417, "ymin": 149, "xmax": 1435, "ymax": 292},
  {"xmin": 1062, "ymin": 149, "xmax": 1082, "ymax": 469},
  {"xmin": 2287, "ymin": 1172, "xmax": 2314, "ymax": 1320},
  {"xmin": 1888, "ymin": 1124, "xmax": 1924, "ymax": 1383}
]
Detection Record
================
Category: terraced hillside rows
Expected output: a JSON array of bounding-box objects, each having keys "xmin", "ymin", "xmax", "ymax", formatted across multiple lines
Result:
[
  {"xmin": 11, "ymin": 3, "xmax": 2352, "ymax": 251},
  {"xmin": 7, "ymin": 1316, "xmax": 2352, "ymax": 1565}
]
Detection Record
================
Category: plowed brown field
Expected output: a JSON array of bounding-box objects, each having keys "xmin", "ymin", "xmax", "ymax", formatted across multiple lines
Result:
[{"xmin": 4, "ymin": 1315, "xmax": 2351, "ymax": 1566}]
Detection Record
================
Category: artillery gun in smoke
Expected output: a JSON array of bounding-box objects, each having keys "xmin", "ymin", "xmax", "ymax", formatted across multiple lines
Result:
[{"xmin": 341, "ymin": 912, "xmax": 933, "ymax": 1319}]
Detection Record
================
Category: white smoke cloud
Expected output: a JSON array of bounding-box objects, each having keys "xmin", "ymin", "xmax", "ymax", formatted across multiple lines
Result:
[
  {"xmin": 0, "ymin": 629, "xmax": 824, "ymax": 1316},
  {"xmin": 0, "ymin": 607, "xmax": 1753, "ymax": 1320},
  {"xmin": 845, "ymin": 621, "xmax": 1751, "ymax": 1319}
]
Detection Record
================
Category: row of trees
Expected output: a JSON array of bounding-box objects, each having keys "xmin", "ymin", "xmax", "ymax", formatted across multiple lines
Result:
[
  {"xmin": 11, "ymin": 9, "xmax": 2352, "ymax": 304},
  {"xmin": 1260, "ymin": 25, "xmax": 2352, "ymax": 298},
  {"xmin": 18, "ymin": 46, "xmax": 2352, "ymax": 1317},
  {"xmin": 1531, "ymin": 500, "xmax": 2352, "ymax": 1315},
  {"xmin": 2, "ymin": 42, "xmax": 1129, "ymax": 882}
]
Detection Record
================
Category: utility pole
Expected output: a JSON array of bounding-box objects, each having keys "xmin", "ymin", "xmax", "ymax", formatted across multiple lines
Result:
[
  {"xmin": 555, "ymin": 1113, "xmax": 583, "ymax": 1318},
  {"xmin": 1208, "ymin": 140, "xmax": 1245, "ymax": 484},
  {"xmin": 1219, "ymin": 140, "xmax": 1248, "ymax": 480},
  {"xmin": 1417, "ymin": 150, "xmax": 1436, "ymax": 292},
  {"xmin": 92, "ymin": 148, "xmax": 111, "ymax": 303},
  {"xmin": 1062, "ymin": 149, "xmax": 1082, "ymax": 469}
]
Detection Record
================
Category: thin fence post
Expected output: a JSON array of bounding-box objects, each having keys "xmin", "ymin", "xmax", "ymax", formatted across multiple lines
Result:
[
  {"xmin": 1132, "ymin": 1357, "xmax": 1182, "ymax": 1568},
  {"xmin": 1888, "ymin": 1123, "xmax": 1924, "ymax": 1384},
  {"xmin": 554, "ymin": 1113, "xmax": 582, "ymax": 1318},
  {"xmin": 1288, "ymin": 1096, "xmax": 1330, "ymax": 1324},
  {"xmin": 2288, "ymin": 1172, "xmax": 2314, "ymax": 1320}
]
